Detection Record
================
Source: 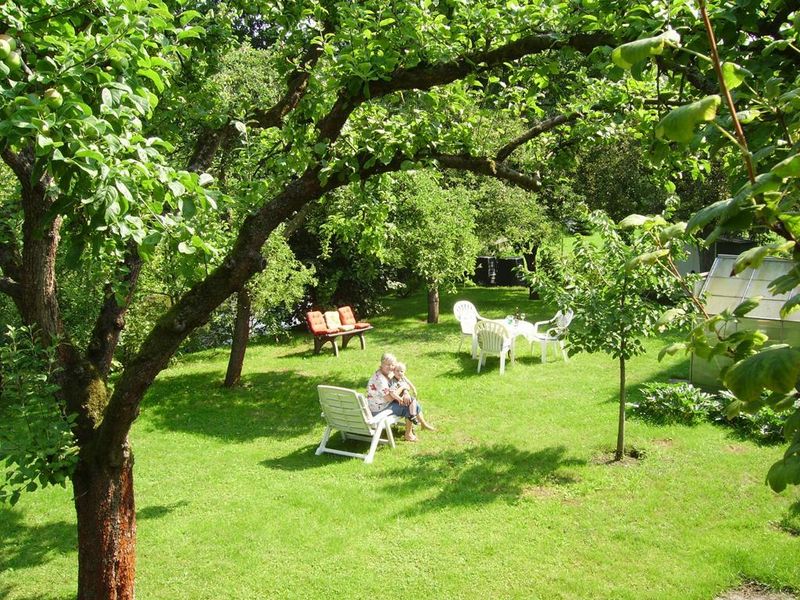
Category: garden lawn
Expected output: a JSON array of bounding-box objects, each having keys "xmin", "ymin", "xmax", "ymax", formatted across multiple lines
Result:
[{"xmin": 1, "ymin": 287, "xmax": 799, "ymax": 600}]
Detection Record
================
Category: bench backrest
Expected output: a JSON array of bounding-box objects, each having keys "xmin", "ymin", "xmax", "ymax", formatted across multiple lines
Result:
[
  {"xmin": 317, "ymin": 385, "xmax": 374, "ymax": 436},
  {"xmin": 338, "ymin": 306, "xmax": 357, "ymax": 326},
  {"xmin": 307, "ymin": 311, "xmax": 332, "ymax": 335}
]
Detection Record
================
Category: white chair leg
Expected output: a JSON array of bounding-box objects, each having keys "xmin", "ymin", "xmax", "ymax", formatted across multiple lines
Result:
[
  {"xmin": 471, "ymin": 335, "xmax": 478, "ymax": 359},
  {"xmin": 458, "ymin": 335, "xmax": 464, "ymax": 351},
  {"xmin": 384, "ymin": 421, "xmax": 396, "ymax": 448},
  {"xmin": 500, "ymin": 353, "xmax": 506, "ymax": 374},
  {"xmin": 540, "ymin": 341, "xmax": 548, "ymax": 363},
  {"xmin": 477, "ymin": 350, "xmax": 483, "ymax": 373},
  {"xmin": 316, "ymin": 426, "xmax": 332, "ymax": 455},
  {"xmin": 560, "ymin": 341, "xmax": 568, "ymax": 362},
  {"xmin": 365, "ymin": 428, "xmax": 382, "ymax": 464}
]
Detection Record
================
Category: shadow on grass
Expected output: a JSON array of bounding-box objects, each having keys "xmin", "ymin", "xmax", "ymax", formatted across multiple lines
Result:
[
  {"xmin": 261, "ymin": 442, "xmax": 584, "ymax": 511},
  {"xmin": 0, "ymin": 586, "xmax": 72, "ymax": 600},
  {"xmin": 145, "ymin": 369, "xmax": 363, "ymax": 442},
  {"xmin": 383, "ymin": 443, "xmax": 584, "ymax": 515},
  {"xmin": 137, "ymin": 500, "xmax": 190, "ymax": 520},
  {"xmin": 0, "ymin": 508, "xmax": 75, "ymax": 572}
]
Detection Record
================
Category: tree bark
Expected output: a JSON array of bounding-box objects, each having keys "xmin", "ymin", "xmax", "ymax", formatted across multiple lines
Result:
[
  {"xmin": 524, "ymin": 245, "xmax": 539, "ymax": 300},
  {"xmin": 224, "ymin": 288, "xmax": 252, "ymax": 388},
  {"xmin": 427, "ymin": 284, "xmax": 439, "ymax": 324},
  {"xmin": 73, "ymin": 445, "xmax": 136, "ymax": 600},
  {"xmin": 616, "ymin": 351, "xmax": 627, "ymax": 461}
]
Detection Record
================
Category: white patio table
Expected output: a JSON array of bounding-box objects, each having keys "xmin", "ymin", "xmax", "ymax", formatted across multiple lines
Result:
[{"xmin": 486, "ymin": 317, "xmax": 537, "ymax": 365}]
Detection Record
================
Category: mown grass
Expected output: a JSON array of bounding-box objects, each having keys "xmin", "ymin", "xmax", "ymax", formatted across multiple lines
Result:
[{"xmin": 1, "ymin": 286, "xmax": 799, "ymax": 599}]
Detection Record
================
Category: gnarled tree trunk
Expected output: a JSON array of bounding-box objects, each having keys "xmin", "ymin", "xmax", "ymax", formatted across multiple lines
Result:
[
  {"xmin": 224, "ymin": 288, "xmax": 252, "ymax": 388},
  {"xmin": 73, "ymin": 444, "xmax": 136, "ymax": 600}
]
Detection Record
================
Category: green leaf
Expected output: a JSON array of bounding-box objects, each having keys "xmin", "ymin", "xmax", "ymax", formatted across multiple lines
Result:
[
  {"xmin": 137, "ymin": 68, "xmax": 165, "ymax": 93},
  {"xmin": 657, "ymin": 308, "xmax": 685, "ymax": 326},
  {"xmin": 655, "ymin": 96, "xmax": 721, "ymax": 143},
  {"xmin": 658, "ymin": 222, "xmax": 686, "ymax": 243},
  {"xmin": 780, "ymin": 294, "xmax": 800, "ymax": 319},
  {"xmin": 732, "ymin": 296, "xmax": 762, "ymax": 317},
  {"xmin": 177, "ymin": 241, "xmax": 196, "ymax": 254},
  {"xmin": 658, "ymin": 342, "xmax": 687, "ymax": 361},
  {"xmin": 686, "ymin": 198, "xmax": 733, "ymax": 234},
  {"xmin": 732, "ymin": 246, "xmax": 769, "ymax": 274},
  {"xmin": 625, "ymin": 248, "xmax": 669, "ymax": 271},
  {"xmin": 721, "ymin": 62, "xmax": 751, "ymax": 90},
  {"xmin": 772, "ymin": 153, "xmax": 800, "ymax": 178},
  {"xmin": 618, "ymin": 214, "xmax": 649, "ymax": 228},
  {"xmin": 767, "ymin": 456, "xmax": 800, "ymax": 493},
  {"xmin": 723, "ymin": 345, "xmax": 800, "ymax": 403},
  {"xmin": 611, "ymin": 30, "xmax": 680, "ymax": 70}
]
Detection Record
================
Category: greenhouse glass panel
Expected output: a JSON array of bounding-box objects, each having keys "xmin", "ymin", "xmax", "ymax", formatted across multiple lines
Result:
[{"xmin": 691, "ymin": 255, "xmax": 800, "ymax": 388}]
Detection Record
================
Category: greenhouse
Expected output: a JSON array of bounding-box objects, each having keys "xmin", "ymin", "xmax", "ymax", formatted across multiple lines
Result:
[{"xmin": 691, "ymin": 254, "xmax": 800, "ymax": 388}]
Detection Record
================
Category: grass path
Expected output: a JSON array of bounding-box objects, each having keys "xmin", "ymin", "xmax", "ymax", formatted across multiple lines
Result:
[{"xmin": 2, "ymin": 287, "xmax": 799, "ymax": 599}]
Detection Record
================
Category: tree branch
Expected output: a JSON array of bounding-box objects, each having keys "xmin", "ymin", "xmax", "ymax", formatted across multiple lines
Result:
[
  {"xmin": 85, "ymin": 246, "xmax": 143, "ymax": 379},
  {"xmin": 495, "ymin": 112, "xmax": 581, "ymax": 162},
  {"xmin": 0, "ymin": 276, "xmax": 20, "ymax": 298},
  {"xmin": 251, "ymin": 39, "xmax": 327, "ymax": 129},
  {"xmin": 434, "ymin": 154, "xmax": 541, "ymax": 190},
  {"xmin": 317, "ymin": 31, "xmax": 613, "ymax": 144}
]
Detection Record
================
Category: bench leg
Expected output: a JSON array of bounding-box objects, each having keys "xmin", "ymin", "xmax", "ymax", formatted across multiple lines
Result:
[
  {"xmin": 313, "ymin": 337, "xmax": 323, "ymax": 355},
  {"xmin": 359, "ymin": 332, "xmax": 366, "ymax": 350},
  {"xmin": 332, "ymin": 339, "xmax": 339, "ymax": 357},
  {"xmin": 341, "ymin": 333, "xmax": 352, "ymax": 349}
]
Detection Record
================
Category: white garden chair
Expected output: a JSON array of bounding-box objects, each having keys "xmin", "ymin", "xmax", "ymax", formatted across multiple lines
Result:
[
  {"xmin": 530, "ymin": 309, "xmax": 574, "ymax": 363},
  {"xmin": 474, "ymin": 320, "xmax": 513, "ymax": 374},
  {"xmin": 315, "ymin": 385, "xmax": 399, "ymax": 464},
  {"xmin": 453, "ymin": 300, "xmax": 480, "ymax": 358}
]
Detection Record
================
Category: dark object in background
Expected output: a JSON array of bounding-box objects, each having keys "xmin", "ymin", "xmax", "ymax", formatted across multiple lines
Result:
[
  {"xmin": 474, "ymin": 256, "xmax": 496, "ymax": 285},
  {"xmin": 495, "ymin": 257, "xmax": 526, "ymax": 286}
]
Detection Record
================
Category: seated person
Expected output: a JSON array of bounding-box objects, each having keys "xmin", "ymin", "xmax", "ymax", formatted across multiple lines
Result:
[{"xmin": 366, "ymin": 353, "xmax": 434, "ymax": 442}]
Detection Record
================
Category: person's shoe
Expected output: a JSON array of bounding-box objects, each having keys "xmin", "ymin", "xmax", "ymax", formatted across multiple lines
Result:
[{"xmin": 404, "ymin": 433, "xmax": 418, "ymax": 442}]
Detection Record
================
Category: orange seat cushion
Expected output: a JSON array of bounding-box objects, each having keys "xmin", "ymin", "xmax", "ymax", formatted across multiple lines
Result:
[
  {"xmin": 338, "ymin": 306, "xmax": 371, "ymax": 328},
  {"xmin": 306, "ymin": 311, "xmax": 337, "ymax": 335},
  {"xmin": 338, "ymin": 306, "xmax": 357, "ymax": 325}
]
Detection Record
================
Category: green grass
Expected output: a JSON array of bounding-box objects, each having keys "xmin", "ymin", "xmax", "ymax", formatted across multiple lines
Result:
[{"xmin": 2, "ymin": 286, "xmax": 799, "ymax": 599}]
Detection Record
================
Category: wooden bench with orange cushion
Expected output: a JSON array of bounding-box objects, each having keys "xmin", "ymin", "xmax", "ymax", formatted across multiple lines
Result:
[
  {"xmin": 338, "ymin": 306, "xmax": 371, "ymax": 330},
  {"xmin": 306, "ymin": 309, "xmax": 373, "ymax": 357}
]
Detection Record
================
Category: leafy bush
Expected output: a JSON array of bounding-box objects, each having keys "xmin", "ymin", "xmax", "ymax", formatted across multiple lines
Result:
[
  {"xmin": 630, "ymin": 382, "xmax": 716, "ymax": 425},
  {"xmin": 711, "ymin": 391, "xmax": 790, "ymax": 446},
  {"xmin": 631, "ymin": 383, "xmax": 791, "ymax": 445},
  {"xmin": 0, "ymin": 325, "xmax": 78, "ymax": 505}
]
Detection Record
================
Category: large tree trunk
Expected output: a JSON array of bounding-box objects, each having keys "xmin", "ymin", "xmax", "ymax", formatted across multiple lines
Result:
[
  {"xmin": 427, "ymin": 284, "xmax": 439, "ymax": 324},
  {"xmin": 73, "ymin": 447, "xmax": 136, "ymax": 600},
  {"xmin": 524, "ymin": 245, "xmax": 539, "ymax": 300},
  {"xmin": 224, "ymin": 288, "xmax": 252, "ymax": 388}
]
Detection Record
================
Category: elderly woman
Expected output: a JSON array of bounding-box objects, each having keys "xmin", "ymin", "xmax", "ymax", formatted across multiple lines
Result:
[{"xmin": 366, "ymin": 352, "xmax": 433, "ymax": 442}]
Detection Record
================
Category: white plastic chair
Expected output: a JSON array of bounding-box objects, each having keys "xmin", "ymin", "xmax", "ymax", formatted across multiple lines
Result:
[
  {"xmin": 315, "ymin": 385, "xmax": 399, "ymax": 464},
  {"xmin": 530, "ymin": 309, "xmax": 574, "ymax": 363},
  {"xmin": 453, "ymin": 300, "xmax": 479, "ymax": 358},
  {"xmin": 474, "ymin": 320, "xmax": 513, "ymax": 374}
]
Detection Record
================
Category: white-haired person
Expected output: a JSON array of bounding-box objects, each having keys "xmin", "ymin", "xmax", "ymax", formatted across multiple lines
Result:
[
  {"xmin": 365, "ymin": 353, "xmax": 433, "ymax": 442},
  {"xmin": 390, "ymin": 361, "xmax": 435, "ymax": 434}
]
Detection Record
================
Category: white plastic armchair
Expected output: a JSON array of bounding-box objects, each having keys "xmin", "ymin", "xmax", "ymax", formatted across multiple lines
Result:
[
  {"xmin": 453, "ymin": 300, "xmax": 480, "ymax": 358},
  {"xmin": 315, "ymin": 385, "xmax": 398, "ymax": 464},
  {"xmin": 531, "ymin": 309, "xmax": 574, "ymax": 363},
  {"xmin": 474, "ymin": 320, "xmax": 513, "ymax": 374}
]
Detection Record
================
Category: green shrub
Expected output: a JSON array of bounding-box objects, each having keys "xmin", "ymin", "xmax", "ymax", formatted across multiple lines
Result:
[
  {"xmin": 632, "ymin": 383, "xmax": 792, "ymax": 445},
  {"xmin": 712, "ymin": 391, "xmax": 790, "ymax": 446},
  {"xmin": 630, "ymin": 382, "xmax": 716, "ymax": 425}
]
